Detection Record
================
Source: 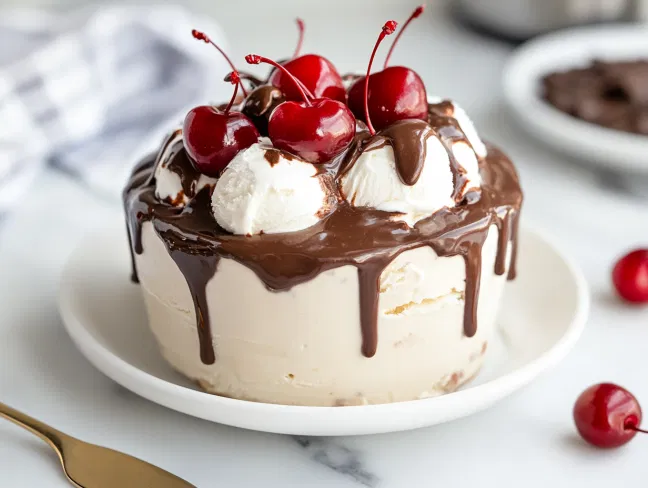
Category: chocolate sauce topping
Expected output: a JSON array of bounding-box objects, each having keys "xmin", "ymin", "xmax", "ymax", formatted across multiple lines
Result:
[
  {"xmin": 124, "ymin": 104, "xmax": 523, "ymax": 364},
  {"xmin": 241, "ymin": 85, "xmax": 285, "ymax": 136},
  {"xmin": 427, "ymin": 102, "xmax": 480, "ymax": 202},
  {"xmin": 166, "ymin": 143, "xmax": 202, "ymax": 200},
  {"xmin": 263, "ymin": 147, "xmax": 293, "ymax": 166},
  {"xmin": 362, "ymin": 119, "xmax": 434, "ymax": 186}
]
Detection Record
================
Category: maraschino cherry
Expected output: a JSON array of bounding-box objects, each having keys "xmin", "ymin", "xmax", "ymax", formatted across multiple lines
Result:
[
  {"xmin": 612, "ymin": 249, "xmax": 648, "ymax": 303},
  {"xmin": 246, "ymin": 54, "xmax": 355, "ymax": 163},
  {"xmin": 183, "ymin": 71, "xmax": 260, "ymax": 176},
  {"xmin": 266, "ymin": 19, "xmax": 346, "ymax": 103},
  {"xmin": 347, "ymin": 7, "xmax": 428, "ymax": 131},
  {"xmin": 192, "ymin": 29, "xmax": 248, "ymax": 96},
  {"xmin": 574, "ymin": 383, "xmax": 647, "ymax": 448}
]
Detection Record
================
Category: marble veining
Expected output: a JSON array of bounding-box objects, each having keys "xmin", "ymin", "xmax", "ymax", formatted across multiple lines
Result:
[{"xmin": 294, "ymin": 437, "xmax": 379, "ymax": 487}]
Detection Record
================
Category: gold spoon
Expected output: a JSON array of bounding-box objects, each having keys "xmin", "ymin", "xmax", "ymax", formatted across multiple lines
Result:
[{"xmin": 0, "ymin": 401, "xmax": 196, "ymax": 488}]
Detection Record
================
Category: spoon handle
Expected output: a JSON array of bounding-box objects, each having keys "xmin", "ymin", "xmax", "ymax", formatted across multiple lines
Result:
[{"xmin": 0, "ymin": 401, "xmax": 68, "ymax": 456}]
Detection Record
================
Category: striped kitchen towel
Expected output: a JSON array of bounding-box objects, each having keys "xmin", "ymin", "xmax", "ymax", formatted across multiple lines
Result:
[{"xmin": 0, "ymin": 5, "xmax": 230, "ymax": 216}]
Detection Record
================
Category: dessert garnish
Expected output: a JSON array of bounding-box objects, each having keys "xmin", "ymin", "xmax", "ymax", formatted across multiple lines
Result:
[
  {"xmin": 574, "ymin": 383, "xmax": 647, "ymax": 448},
  {"xmin": 266, "ymin": 31, "xmax": 346, "ymax": 102},
  {"xmin": 612, "ymin": 249, "xmax": 648, "ymax": 303},
  {"xmin": 191, "ymin": 29, "xmax": 248, "ymax": 96},
  {"xmin": 240, "ymin": 84, "xmax": 285, "ymax": 137},
  {"xmin": 245, "ymin": 54, "xmax": 355, "ymax": 163},
  {"xmin": 347, "ymin": 6, "xmax": 428, "ymax": 130},
  {"xmin": 183, "ymin": 71, "xmax": 260, "ymax": 176}
]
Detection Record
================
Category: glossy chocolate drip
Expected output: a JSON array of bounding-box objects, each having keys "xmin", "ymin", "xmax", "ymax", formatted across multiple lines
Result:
[
  {"xmin": 362, "ymin": 119, "xmax": 433, "ymax": 186},
  {"xmin": 427, "ymin": 103, "xmax": 478, "ymax": 202},
  {"xmin": 241, "ymin": 85, "xmax": 285, "ymax": 136},
  {"xmin": 167, "ymin": 143, "xmax": 202, "ymax": 199},
  {"xmin": 357, "ymin": 264, "xmax": 381, "ymax": 357},
  {"xmin": 165, "ymin": 245, "xmax": 219, "ymax": 365},
  {"xmin": 264, "ymin": 147, "xmax": 294, "ymax": 166},
  {"xmin": 463, "ymin": 241, "xmax": 482, "ymax": 337},
  {"xmin": 154, "ymin": 191, "xmax": 220, "ymax": 364},
  {"xmin": 494, "ymin": 209, "xmax": 511, "ymax": 276},
  {"xmin": 430, "ymin": 100, "xmax": 456, "ymax": 118},
  {"xmin": 123, "ymin": 157, "xmax": 157, "ymax": 283},
  {"xmin": 124, "ymin": 105, "xmax": 523, "ymax": 364},
  {"xmin": 507, "ymin": 209, "xmax": 520, "ymax": 280}
]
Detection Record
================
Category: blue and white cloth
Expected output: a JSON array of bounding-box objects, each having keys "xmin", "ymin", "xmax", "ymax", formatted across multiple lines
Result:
[{"xmin": 0, "ymin": 5, "xmax": 230, "ymax": 216}]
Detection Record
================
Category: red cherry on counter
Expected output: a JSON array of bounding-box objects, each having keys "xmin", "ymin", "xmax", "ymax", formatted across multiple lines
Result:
[
  {"xmin": 574, "ymin": 383, "xmax": 647, "ymax": 448},
  {"xmin": 246, "ymin": 54, "xmax": 355, "ymax": 163},
  {"xmin": 347, "ymin": 7, "xmax": 428, "ymax": 131},
  {"xmin": 192, "ymin": 29, "xmax": 247, "ymax": 96},
  {"xmin": 269, "ymin": 54, "xmax": 346, "ymax": 103},
  {"xmin": 612, "ymin": 249, "xmax": 648, "ymax": 303},
  {"xmin": 183, "ymin": 71, "xmax": 260, "ymax": 176}
]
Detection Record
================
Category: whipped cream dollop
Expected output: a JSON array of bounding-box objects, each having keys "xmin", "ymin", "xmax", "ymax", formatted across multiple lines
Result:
[
  {"xmin": 212, "ymin": 141, "xmax": 336, "ymax": 235},
  {"xmin": 341, "ymin": 102, "xmax": 484, "ymax": 226},
  {"xmin": 155, "ymin": 130, "xmax": 216, "ymax": 206}
]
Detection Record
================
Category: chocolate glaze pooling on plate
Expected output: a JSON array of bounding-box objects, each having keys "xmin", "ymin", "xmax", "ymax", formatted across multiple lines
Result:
[{"xmin": 124, "ymin": 103, "xmax": 522, "ymax": 365}]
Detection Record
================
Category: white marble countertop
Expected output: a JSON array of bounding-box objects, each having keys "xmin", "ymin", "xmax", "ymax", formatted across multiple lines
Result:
[{"xmin": 1, "ymin": 1, "xmax": 648, "ymax": 487}]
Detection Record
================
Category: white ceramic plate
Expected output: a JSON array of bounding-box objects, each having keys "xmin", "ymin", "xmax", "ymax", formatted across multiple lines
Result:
[
  {"xmin": 503, "ymin": 24, "xmax": 648, "ymax": 173},
  {"xmin": 59, "ymin": 223, "xmax": 588, "ymax": 436}
]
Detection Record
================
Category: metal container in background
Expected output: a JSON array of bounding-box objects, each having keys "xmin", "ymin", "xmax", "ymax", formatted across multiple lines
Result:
[{"xmin": 455, "ymin": 0, "xmax": 647, "ymax": 41}]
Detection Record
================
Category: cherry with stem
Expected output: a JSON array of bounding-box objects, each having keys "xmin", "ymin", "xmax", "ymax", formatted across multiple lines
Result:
[
  {"xmin": 626, "ymin": 421, "xmax": 648, "ymax": 434},
  {"xmin": 192, "ymin": 29, "xmax": 248, "ymax": 96},
  {"xmin": 183, "ymin": 70, "xmax": 260, "ymax": 176},
  {"xmin": 363, "ymin": 21, "xmax": 397, "ymax": 135},
  {"xmin": 347, "ymin": 9, "xmax": 428, "ymax": 130},
  {"xmin": 267, "ymin": 49, "xmax": 346, "ymax": 102},
  {"xmin": 245, "ymin": 53, "xmax": 355, "ymax": 163},
  {"xmin": 574, "ymin": 383, "xmax": 647, "ymax": 448},
  {"xmin": 246, "ymin": 55, "xmax": 314, "ymax": 101}
]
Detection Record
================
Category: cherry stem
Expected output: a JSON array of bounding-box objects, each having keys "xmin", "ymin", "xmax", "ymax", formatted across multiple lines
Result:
[
  {"xmin": 245, "ymin": 54, "xmax": 313, "ymax": 106},
  {"xmin": 364, "ymin": 21, "xmax": 398, "ymax": 135},
  {"xmin": 192, "ymin": 29, "xmax": 248, "ymax": 96},
  {"xmin": 626, "ymin": 423, "xmax": 648, "ymax": 434},
  {"xmin": 223, "ymin": 71, "xmax": 240, "ymax": 114},
  {"xmin": 383, "ymin": 5, "xmax": 425, "ymax": 69},
  {"xmin": 293, "ymin": 18, "xmax": 305, "ymax": 58}
]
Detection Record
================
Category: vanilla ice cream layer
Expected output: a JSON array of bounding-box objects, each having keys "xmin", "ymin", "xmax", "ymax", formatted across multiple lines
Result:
[
  {"xmin": 135, "ymin": 222, "xmax": 510, "ymax": 406},
  {"xmin": 341, "ymin": 135, "xmax": 456, "ymax": 226},
  {"xmin": 212, "ymin": 143, "xmax": 335, "ymax": 235}
]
